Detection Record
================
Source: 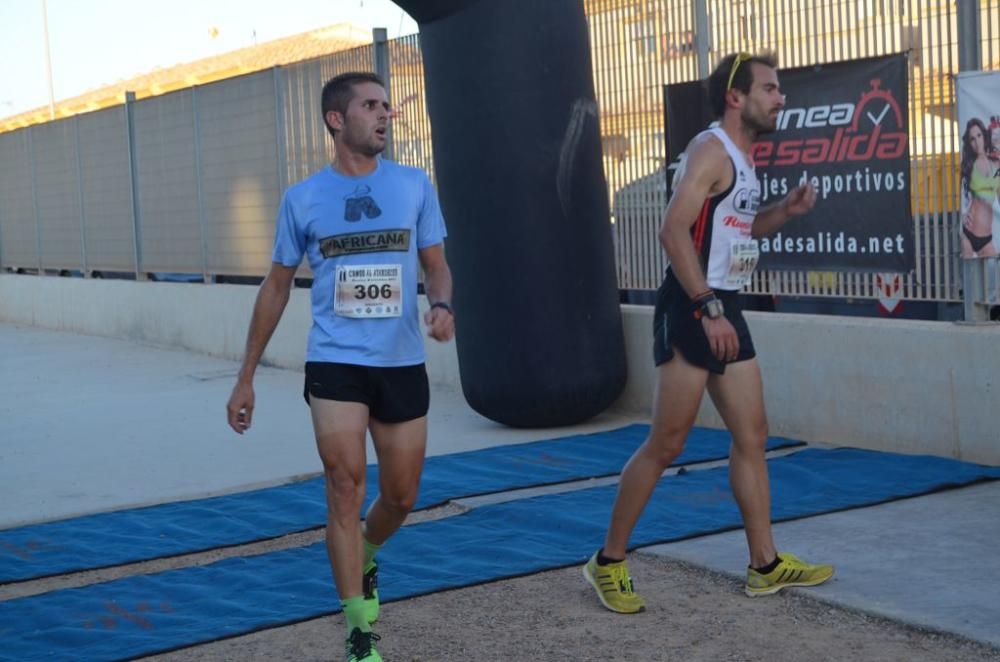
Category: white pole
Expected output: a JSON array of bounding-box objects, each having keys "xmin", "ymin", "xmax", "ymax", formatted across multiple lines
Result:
[{"xmin": 42, "ymin": 0, "xmax": 56, "ymax": 120}]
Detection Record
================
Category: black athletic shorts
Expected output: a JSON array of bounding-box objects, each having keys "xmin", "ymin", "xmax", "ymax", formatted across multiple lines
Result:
[
  {"xmin": 653, "ymin": 269, "xmax": 756, "ymax": 374},
  {"xmin": 303, "ymin": 361, "xmax": 430, "ymax": 423}
]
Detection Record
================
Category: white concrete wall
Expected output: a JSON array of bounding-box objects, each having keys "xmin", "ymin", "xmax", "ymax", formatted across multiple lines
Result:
[
  {"xmin": 616, "ymin": 304, "xmax": 1000, "ymax": 464},
  {"xmin": 0, "ymin": 274, "xmax": 462, "ymax": 388},
  {"xmin": 2, "ymin": 274, "xmax": 997, "ymax": 464}
]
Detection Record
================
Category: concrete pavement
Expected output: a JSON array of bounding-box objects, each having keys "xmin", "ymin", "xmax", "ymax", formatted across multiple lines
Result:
[
  {"xmin": 1, "ymin": 323, "xmax": 997, "ymax": 650},
  {"xmin": 0, "ymin": 323, "xmax": 634, "ymax": 528},
  {"xmin": 646, "ymin": 481, "xmax": 1000, "ymax": 648}
]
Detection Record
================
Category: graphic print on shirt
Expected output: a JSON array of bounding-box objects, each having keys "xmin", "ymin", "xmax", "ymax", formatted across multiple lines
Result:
[
  {"xmin": 344, "ymin": 184, "xmax": 383, "ymax": 222},
  {"xmin": 319, "ymin": 230, "xmax": 411, "ymax": 258},
  {"xmin": 733, "ymin": 186, "xmax": 761, "ymax": 215}
]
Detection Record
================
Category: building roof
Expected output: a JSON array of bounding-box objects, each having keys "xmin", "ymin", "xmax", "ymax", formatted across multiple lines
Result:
[{"xmin": 0, "ymin": 23, "xmax": 371, "ymax": 132}]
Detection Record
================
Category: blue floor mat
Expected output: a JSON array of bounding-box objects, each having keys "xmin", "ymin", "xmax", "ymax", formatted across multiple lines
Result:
[
  {"xmin": 1, "ymin": 448, "xmax": 997, "ymax": 662},
  {"xmin": 0, "ymin": 425, "xmax": 802, "ymax": 583}
]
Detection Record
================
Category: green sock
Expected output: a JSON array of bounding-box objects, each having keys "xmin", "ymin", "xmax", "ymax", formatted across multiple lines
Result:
[
  {"xmin": 341, "ymin": 596, "xmax": 370, "ymax": 633},
  {"xmin": 363, "ymin": 537, "xmax": 382, "ymax": 573}
]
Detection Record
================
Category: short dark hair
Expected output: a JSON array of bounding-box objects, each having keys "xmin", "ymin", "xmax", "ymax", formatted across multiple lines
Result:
[
  {"xmin": 707, "ymin": 52, "xmax": 778, "ymax": 118},
  {"xmin": 321, "ymin": 72, "xmax": 385, "ymax": 138}
]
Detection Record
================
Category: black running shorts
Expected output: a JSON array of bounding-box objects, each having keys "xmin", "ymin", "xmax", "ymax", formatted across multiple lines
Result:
[
  {"xmin": 303, "ymin": 362, "xmax": 430, "ymax": 423},
  {"xmin": 653, "ymin": 269, "xmax": 756, "ymax": 374}
]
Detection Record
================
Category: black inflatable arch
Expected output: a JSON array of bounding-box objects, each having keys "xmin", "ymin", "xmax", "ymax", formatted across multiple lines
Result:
[{"xmin": 392, "ymin": 0, "xmax": 627, "ymax": 427}]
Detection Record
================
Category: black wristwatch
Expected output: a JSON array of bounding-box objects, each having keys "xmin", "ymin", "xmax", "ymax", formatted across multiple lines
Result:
[
  {"xmin": 430, "ymin": 301, "xmax": 454, "ymax": 315},
  {"xmin": 695, "ymin": 296, "xmax": 724, "ymax": 320}
]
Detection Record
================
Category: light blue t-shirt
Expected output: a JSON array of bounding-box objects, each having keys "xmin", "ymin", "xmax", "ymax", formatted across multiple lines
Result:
[{"xmin": 272, "ymin": 160, "xmax": 447, "ymax": 367}]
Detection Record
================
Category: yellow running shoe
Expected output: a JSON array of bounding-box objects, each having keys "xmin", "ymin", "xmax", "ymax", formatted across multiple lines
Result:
[
  {"xmin": 583, "ymin": 550, "xmax": 646, "ymax": 614},
  {"xmin": 745, "ymin": 552, "xmax": 834, "ymax": 597}
]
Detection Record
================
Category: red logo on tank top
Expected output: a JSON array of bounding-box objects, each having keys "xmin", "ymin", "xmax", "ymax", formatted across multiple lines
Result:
[{"xmin": 723, "ymin": 215, "xmax": 753, "ymax": 232}]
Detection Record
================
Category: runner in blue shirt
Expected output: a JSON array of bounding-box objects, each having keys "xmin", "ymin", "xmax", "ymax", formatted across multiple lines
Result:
[{"xmin": 227, "ymin": 72, "xmax": 454, "ymax": 662}]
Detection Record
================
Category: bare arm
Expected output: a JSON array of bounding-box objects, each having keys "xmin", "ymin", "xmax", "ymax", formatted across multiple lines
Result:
[
  {"xmin": 419, "ymin": 243, "xmax": 455, "ymax": 342},
  {"xmin": 660, "ymin": 136, "xmax": 740, "ymax": 362},
  {"xmin": 752, "ymin": 182, "xmax": 817, "ymax": 238},
  {"xmin": 226, "ymin": 263, "xmax": 297, "ymax": 433},
  {"xmin": 660, "ymin": 136, "xmax": 731, "ymax": 299}
]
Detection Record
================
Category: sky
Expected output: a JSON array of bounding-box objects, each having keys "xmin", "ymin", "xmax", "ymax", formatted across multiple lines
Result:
[{"xmin": 0, "ymin": 0, "xmax": 418, "ymax": 118}]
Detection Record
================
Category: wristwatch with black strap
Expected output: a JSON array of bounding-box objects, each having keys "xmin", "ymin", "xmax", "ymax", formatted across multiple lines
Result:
[
  {"xmin": 430, "ymin": 301, "xmax": 454, "ymax": 316},
  {"xmin": 692, "ymin": 292, "xmax": 724, "ymax": 320}
]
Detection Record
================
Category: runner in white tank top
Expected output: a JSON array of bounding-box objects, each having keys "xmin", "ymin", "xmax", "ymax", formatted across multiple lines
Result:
[
  {"xmin": 690, "ymin": 126, "xmax": 762, "ymax": 291},
  {"xmin": 586, "ymin": 53, "xmax": 832, "ymax": 616}
]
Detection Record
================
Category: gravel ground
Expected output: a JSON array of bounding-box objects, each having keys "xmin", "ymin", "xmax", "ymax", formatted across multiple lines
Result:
[
  {"xmin": 6, "ymin": 523, "xmax": 997, "ymax": 662},
  {"xmin": 140, "ymin": 552, "xmax": 1000, "ymax": 662}
]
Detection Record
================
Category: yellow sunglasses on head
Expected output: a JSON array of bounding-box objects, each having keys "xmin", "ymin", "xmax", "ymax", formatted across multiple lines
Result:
[{"xmin": 726, "ymin": 52, "xmax": 753, "ymax": 91}]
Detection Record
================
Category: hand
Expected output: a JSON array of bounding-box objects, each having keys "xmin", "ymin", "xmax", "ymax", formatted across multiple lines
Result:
[
  {"xmin": 783, "ymin": 183, "xmax": 817, "ymax": 217},
  {"xmin": 226, "ymin": 380, "xmax": 255, "ymax": 434},
  {"xmin": 702, "ymin": 316, "xmax": 740, "ymax": 362},
  {"xmin": 424, "ymin": 306, "xmax": 455, "ymax": 342}
]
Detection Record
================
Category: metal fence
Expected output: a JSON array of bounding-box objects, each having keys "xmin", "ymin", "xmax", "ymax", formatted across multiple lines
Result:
[
  {"xmin": 1, "ymin": 2, "xmax": 998, "ymax": 306},
  {"xmin": 0, "ymin": 44, "xmax": 380, "ymax": 279},
  {"xmin": 590, "ymin": 0, "xmax": 1000, "ymax": 303}
]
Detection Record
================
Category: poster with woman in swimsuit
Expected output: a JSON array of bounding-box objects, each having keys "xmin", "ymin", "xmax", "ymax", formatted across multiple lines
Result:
[
  {"xmin": 956, "ymin": 70, "xmax": 1000, "ymax": 261},
  {"xmin": 958, "ymin": 115, "xmax": 1000, "ymax": 258}
]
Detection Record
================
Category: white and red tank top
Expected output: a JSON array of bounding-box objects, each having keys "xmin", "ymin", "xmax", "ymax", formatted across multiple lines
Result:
[{"xmin": 684, "ymin": 127, "xmax": 761, "ymax": 291}]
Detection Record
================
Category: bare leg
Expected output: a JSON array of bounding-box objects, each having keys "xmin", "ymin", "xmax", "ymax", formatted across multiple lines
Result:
[
  {"xmin": 707, "ymin": 358, "xmax": 777, "ymax": 568},
  {"xmin": 310, "ymin": 398, "xmax": 370, "ymax": 599},
  {"xmin": 603, "ymin": 351, "xmax": 709, "ymax": 558},
  {"xmin": 363, "ymin": 416, "xmax": 428, "ymax": 543}
]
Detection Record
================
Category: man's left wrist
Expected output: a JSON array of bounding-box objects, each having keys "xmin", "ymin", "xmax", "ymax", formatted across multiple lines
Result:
[
  {"xmin": 694, "ymin": 296, "xmax": 724, "ymax": 320},
  {"xmin": 430, "ymin": 301, "xmax": 453, "ymax": 315}
]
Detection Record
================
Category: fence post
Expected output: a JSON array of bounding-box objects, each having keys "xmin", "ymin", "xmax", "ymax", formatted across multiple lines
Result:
[
  {"xmin": 124, "ymin": 91, "xmax": 146, "ymax": 280},
  {"xmin": 0, "ymin": 158, "xmax": 3, "ymax": 271},
  {"xmin": 957, "ymin": 0, "xmax": 981, "ymax": 72},
  {"xmin": 273, "ymin": 66, "xmax": 287, "ymax": 195},
  {"xmin": 373, "ymin": 28, "xmax": 394, "ymax": 160},
  {"xmin": 693, "ymin": 0, "xmax": 711, "ymax": 79},
  {"xmin": 271, "ymin": 66, "xmax": 288, "ymax": 196},
  {"xmin": 192, "ymin": 86, "xmax": 209, "ymax": 283},
  {"xmin": 28, "ymin": 126, "xmax": 43, "ymax": 273},
  {"xmin": 74, "ymin": 116, "xmax": 89, "ymax": 276},
  {"xmin": 271, "ymin": 66, "xmax": 289, "ymax": 285},
  {"xmin": 958, "ymin": 1, "xmax": 984, "ymax": 320},
  {"xmin": 961, "ymin": 257, "xmax": 998, "ymax": 322}
]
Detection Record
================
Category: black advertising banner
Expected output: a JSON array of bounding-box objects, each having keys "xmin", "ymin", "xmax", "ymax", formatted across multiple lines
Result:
[
  {"xmin": 664, "ymin": 79, "xmax": 709, "ymax": 163},
  {"xmin": 664, "ymin": 54, "xmax": 914, "ymax": 272}
]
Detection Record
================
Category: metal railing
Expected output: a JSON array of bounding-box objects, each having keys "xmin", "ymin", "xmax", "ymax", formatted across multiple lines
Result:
[
  {"xmin": 1, "ymin": 2, "xmax": 998, "ymax": 311},
  {"xmin": 589, "ymin": 0, "xmax": 999, "ymax": 304},
  {"xmin": 962, "ymin": 256, "xmax": 1000, "ymax": 320}
]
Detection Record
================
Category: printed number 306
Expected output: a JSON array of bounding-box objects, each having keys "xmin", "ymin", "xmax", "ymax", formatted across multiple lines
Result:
[{"xmin": 354, "ymin": 284, "xmax": 392, "ymax": 300}]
